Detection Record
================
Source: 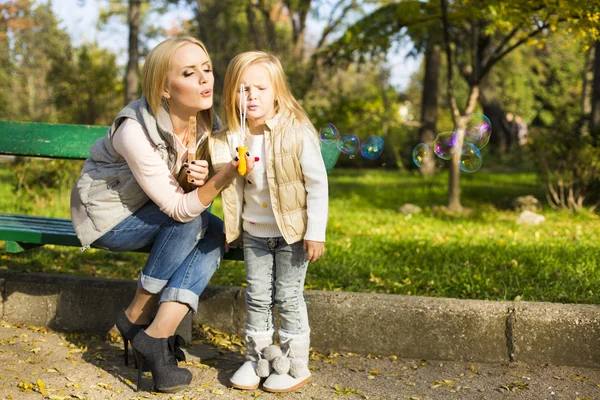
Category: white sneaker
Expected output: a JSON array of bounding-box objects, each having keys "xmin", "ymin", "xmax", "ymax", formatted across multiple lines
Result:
[{"xmin": 229, "ymin": 361, "xmax": 259, "ymax": 390}]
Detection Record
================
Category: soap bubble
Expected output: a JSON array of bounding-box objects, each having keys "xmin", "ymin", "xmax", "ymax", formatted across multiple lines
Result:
[
  {"xmin": 412, "ymin": 143, "xmax": 431, "ymax": 167},
  {"xmin": 457, "ymin": 113, "xmax": 491, "ymax": 149},
  {"xmin": 459, "ymin": 143, "xmax": 482, "ymax": 173},
  {"xmin": 360, "ymin": 135, "xmax": 384, "ymax": 160},
  {"xmin": 433, "ymin": 131, "xmax": 460, "ymax": 160},
  {"xmin": 319, "ymin": 123, "xmax": 339, "ymax": 144},
  {"xmin": 337, "ymin": 134, "xmax": 360, "ymax": 156}
]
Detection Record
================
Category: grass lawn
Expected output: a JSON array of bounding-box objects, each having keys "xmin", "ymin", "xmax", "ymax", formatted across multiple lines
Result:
[{"xmin": 1, "ymin": 163, "xmax": 599, "ymax": 304}]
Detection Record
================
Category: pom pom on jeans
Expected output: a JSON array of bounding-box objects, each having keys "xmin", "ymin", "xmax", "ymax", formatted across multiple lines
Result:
[
  {"xmin": 256, "ymin": 359, "xmax": 271, "ymax": 378},
  {"xmin": 262, "ymin": 345, "xmax": 282, "ymax": 361},
  {"xmin": 289, "ymin": 358, "xmax": 309, "ymax": 378},
  {"xmin": 272, "ymin": 356, "xmax": 291, "ymax": 375}
]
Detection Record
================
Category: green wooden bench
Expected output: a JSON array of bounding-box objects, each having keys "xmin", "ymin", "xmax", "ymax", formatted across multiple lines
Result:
[{"xmin": 0, "ymin": 120, "xmax": 340, "ymax": 260}]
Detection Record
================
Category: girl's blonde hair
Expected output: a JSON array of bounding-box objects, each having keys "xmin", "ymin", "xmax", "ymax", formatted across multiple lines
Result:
[
  {"xmin": 222, "ymin": 51, "xmax": 311, "ymax": 132},
  {"xmin": 142, "ymin": 36, "xmax": 214, "ymax": 192}
]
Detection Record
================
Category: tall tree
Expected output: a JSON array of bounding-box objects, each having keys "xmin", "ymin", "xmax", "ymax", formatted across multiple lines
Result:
[
  {"xmin": 191, "ymin": 0, "xmax": 363, "ymax": 105},
  {"xmin": 325, "ymin": 0, "xmax": 600, "ymax": 210},
  {"xmin": 0, "ymin": 0, "xmax": 35, "ymax": 119},
  {"xmin": 48, "ymin": 44, "xmax": 122, "ymax": 125},
  {"xmin": 439, "ymin": 0, "xmax": 599, "ymax": 210},
  {"xmin": 591, "ymin": 41, "xmax": 600, "ymax": 143},
  {"xmin": 97, "ymin": 0, "xmax": 167, "ymax": 106},
  {"xmin": 125, "ymin": 0, "xmax": 141, "ymax": 105},
  {"xmin": 9, "ymin": 2, "xmax": 71, "ymax": 122},
  {"xmin": 418, "ymin": 41, "xmax": 441, "ymax": 177}
]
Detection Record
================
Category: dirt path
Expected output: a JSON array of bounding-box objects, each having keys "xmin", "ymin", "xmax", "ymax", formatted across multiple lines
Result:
[{"xmin": 0, "ymin": 320, "xmax": 599, "ymax": 399}]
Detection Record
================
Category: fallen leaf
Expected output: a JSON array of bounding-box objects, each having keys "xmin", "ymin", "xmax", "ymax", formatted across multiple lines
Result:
[{"xmin": 37, "ymin": 378, "xmax": 48, "ymax": 397}]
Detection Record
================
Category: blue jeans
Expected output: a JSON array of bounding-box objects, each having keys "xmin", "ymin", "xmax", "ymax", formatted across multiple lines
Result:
[
  {"xmin": 94, "ymin": 201, "xmax": 224, "ymax": 313},
  {"xmin": 243, "ymin": 232, "xmax": 310, "ymax": 335}
]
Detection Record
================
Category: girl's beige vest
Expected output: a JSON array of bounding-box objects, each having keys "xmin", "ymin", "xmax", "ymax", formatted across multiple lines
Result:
[{"xmin": 210, "ymin": 116, "xmax": 316, "ymax": 244}]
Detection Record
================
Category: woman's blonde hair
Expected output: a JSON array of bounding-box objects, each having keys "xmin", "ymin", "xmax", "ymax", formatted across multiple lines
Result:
[{"xmin": 222, "ymin": 51, "xmax": 310, "ymax": 132}]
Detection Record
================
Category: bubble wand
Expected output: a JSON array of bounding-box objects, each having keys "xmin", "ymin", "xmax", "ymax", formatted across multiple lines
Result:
[
  {"xmin": 186, "ymin": 116, "xmax": 197, "ymax": 183},
  {"xmin": 237, "ymin": 84, "xmax": 248, "ymax": 175}
]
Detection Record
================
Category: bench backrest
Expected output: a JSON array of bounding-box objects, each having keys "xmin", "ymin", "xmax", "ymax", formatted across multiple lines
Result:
[{"xmin": 0, "ymin": 121, "xmax": 340, "ymax": 172}]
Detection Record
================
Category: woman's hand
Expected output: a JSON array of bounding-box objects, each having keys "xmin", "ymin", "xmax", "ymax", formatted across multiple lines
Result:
[
  {"xmin": 185, "ymin": 159, "xmax": 209, "ymax": 186},
  {"xmin": 304, "ymin": 240, "xmax": 324, "ymax": 263},
  {"xmin": 227, "ymin": 151, "xmax": 255, "ymax": 179}
]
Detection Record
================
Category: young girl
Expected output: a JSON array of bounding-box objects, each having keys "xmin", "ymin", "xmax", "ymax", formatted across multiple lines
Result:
[{"xmin": 210, "ymin": 51, "xmax": 328, "ymax": 393}]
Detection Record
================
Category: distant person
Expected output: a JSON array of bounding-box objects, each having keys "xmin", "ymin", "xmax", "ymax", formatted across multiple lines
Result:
[
  {"xmin": 516, "ymin": 115, "xmax": 529, "ymax": 146},
  {"xmin": 70, "ymin": 37, "xmax": 252, "ymax": 393},
  {"xmin": 212, "ymin": 51, "xmax": 328, "ymax": 393},
  {"xmin": 504, "ymin": 112, "xmax": 519, "ymax": 149}
]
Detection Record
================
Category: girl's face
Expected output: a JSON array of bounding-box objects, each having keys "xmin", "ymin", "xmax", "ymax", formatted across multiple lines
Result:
[
  {"xmin": 163, "ymin": 43, "xmax": 214, "ymax": 116},
  {"xmin": 238, "ymin": 63, "xmax": 276, "ymax": 127}
]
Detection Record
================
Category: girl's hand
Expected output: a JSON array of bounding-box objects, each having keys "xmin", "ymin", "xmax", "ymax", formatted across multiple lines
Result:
[
  {"xmin": 304, "ymin": 240, "xmax": 324, "ymax": 263},
  {"xmin": 185, "ymin": 159, "xmax": 209, "ymax": 186},
  {"xmin": 225, "ymin": 237, "xmax": 243, "ymax": 253}
]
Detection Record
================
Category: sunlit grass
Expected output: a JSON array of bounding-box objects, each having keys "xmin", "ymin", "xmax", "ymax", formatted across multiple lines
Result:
[{"xmin": 2, "ymin": 165, "xmax": 600, "ymax": 304}]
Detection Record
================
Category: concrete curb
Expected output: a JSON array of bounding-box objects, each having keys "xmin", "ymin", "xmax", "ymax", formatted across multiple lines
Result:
[{"xmin": 1, "ymin": 271, "xmax": 599, "ymax": 368}]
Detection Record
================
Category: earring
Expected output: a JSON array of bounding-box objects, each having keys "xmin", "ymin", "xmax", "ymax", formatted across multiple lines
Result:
[{"xmin": 161, "ymin": 96, "xmax": 170, "ymax": 112}]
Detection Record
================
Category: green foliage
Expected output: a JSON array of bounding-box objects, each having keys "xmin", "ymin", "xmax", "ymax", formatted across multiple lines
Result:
[
  {"xmin": 318, "ymin": 1, "xmax": 436, "ymax": 66},
  {"xmin": 302, "ymin": 65, "xmax": 407, "ymax": 168},
  {"xmin": 497, "ymin": 33, "xmax": 600, "ymax": 211},
  {"xmin": 5, "ymin": 3, "xmax": 71, "ymax": 122},
  {"xmin": 48, "ymin": 44, "xmax": 123, "ymax": 125},
  {"xmin": 531, "ymin": 128, "xmax": 600, "ymax": 211},
  {"xmin": 0, "ymin": 2, "xmax": 123, "ymax": 125},
  {"xmin": 4, "ymin": 158, "xmax": 83, "ymax": 215}
]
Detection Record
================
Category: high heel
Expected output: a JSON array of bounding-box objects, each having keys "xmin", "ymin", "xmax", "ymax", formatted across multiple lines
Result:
[
  {"xmin": 115, "ymin": 309, "xmax": 149, "ymax": 367},
  {"xmin": 132, "ymin": 348, "xmax": 145, "ymax": 392},
  {"xmin": 131, "ymin": 330, "xmax": 192, "ymax": 393}
]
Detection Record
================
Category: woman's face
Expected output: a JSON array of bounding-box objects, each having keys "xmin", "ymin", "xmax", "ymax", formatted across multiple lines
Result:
[{"xmin": 163, "ymin": 43, "xmax": 214, "ymax": 116}]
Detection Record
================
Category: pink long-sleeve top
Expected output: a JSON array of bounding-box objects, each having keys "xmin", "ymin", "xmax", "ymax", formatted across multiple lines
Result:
[{"xmin": 112, "ymin": 118, "xmax": 208, "ymax": 222}]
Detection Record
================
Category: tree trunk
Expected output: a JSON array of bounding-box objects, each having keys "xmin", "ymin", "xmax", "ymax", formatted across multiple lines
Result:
[
  {"xmin": 258, "ymin": 0, "xmax": 276, "ymax": 51},
  {"xmin": 124, "ymin": 0, "xmax": 140, "ymax": 106},
  {"xmin": 418, "ymin": 42, "xmax": 441, "ymax": 177},
  {"xmin": 591, "ymin": 40, "xmax": 600, "ymax": 144},
  {"xmin": 447, "ymin": 85, "xmax": 480, "ymax": 211},
  {"xmin": 246, "ymin": 4, "xmax": 262, "ymax": 48}
]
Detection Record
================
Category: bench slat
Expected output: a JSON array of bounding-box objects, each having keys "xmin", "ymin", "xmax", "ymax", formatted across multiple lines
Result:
[
  {"xmin": 0, "ymin": 121, "xmax": 341, "ymax": 172},
  {"xmin": 0, "ymin": 213, "xmax": 81, "ymax": 246},
  {"xmin": 0, "ymin": 213, "xmax": 244, "ymax": 260},
  {"xmin": 0, "ymin": 121, "xmax": 106, "ymax": 159}
]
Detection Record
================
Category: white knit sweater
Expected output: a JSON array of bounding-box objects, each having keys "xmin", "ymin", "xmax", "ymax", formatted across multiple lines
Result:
[{"xmin": 242, "ymin": 128, "xmax": 327, "ymax": 242}]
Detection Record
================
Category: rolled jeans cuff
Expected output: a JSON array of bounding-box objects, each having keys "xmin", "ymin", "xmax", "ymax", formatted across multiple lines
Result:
[
  {"xmin": 138, "ymin": 272, "xmax": 168, "ymax": 293},
  {"xmin": 161, "ymin": 287, "xmax": 200, "ymax": 313}
]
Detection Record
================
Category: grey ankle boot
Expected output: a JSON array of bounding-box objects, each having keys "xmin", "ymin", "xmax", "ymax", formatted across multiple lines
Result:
[
  {"xmin": 115, "ymin": 309, "xmax": 149, "ymax": 368},
  {"xmin": 131, "ymin": 330, "xmax": 192, "ymax": 393}
]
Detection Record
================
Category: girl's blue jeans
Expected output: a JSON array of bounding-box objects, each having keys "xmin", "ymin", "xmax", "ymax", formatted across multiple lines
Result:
[
  {"xmin": 243, "ymin": 232, "xmax": 310, "ymax": 335},
  {"xmin": 93, "ymin": 200, "xmax": 224, "ymax": 313}
]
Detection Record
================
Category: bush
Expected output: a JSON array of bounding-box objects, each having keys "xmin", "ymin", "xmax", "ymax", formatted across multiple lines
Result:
[
  {"xmin": 13, "ymin": 157, "xmax": 83, "ymax": 211},
  {"xmin": 530, "ymin": 127, "xmax": 600, "ymax": 212}
]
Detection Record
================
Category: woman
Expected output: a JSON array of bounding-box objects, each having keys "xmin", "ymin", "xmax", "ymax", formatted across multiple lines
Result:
[{"xmin": 70, "ymin": 36, "xmax": 252, "ymax": 393}]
